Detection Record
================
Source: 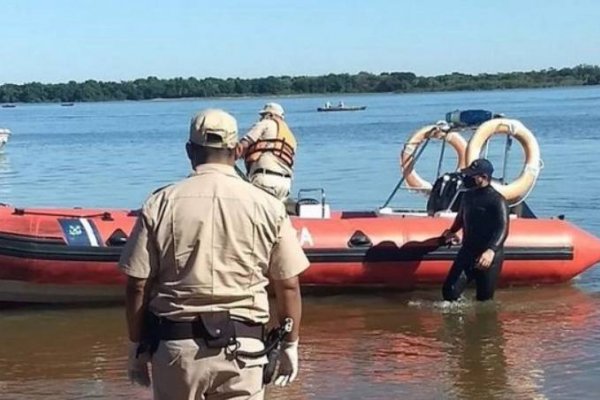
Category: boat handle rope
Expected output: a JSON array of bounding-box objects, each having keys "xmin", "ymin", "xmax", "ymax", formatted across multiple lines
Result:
[{"xmin": 12, "ymin": 209, "xmax": 114, "ymax": 220}]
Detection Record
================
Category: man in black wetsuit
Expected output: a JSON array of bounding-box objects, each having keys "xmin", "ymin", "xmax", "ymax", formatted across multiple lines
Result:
[{"xmin": 441, "ymin": 158, "xmax": 510, "ymax": 302}]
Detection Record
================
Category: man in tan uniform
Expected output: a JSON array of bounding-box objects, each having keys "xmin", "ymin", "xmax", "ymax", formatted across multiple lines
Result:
[
  {"xmin": 237, "ymin": 102, "xmax": 297, "ymax": 201},
  {"xmin": 119, "ymin": 108, "xmax": 310, "ymax": 400}
]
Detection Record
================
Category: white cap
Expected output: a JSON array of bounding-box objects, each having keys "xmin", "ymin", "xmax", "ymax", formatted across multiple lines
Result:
[{"xmin": 259, "ymin": 102, "xmax": 284, "ymax": 118}]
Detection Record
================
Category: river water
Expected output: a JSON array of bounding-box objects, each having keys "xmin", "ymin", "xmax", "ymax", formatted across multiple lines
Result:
[{"xmin": 1, "ymin": 87, "xmax": 600, "ymax": 399}]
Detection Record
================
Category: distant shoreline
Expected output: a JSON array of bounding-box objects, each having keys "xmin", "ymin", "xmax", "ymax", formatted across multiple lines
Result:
[
  {"xmin": 1, "ymin": 64, "xmax": 599, "ymax": 104},
  {"xmin": 2, "ymin": 85, "xmax": 598, "ymax": 108}
]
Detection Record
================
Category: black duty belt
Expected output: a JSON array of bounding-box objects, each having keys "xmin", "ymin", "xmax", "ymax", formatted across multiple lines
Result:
[
  {"xmin": 253, "ymin": 168, "xmax": 292, "ymax": 178},
  {"xmin": 157, "ymin": 318, "xmax": 264, "ymax": 341}
]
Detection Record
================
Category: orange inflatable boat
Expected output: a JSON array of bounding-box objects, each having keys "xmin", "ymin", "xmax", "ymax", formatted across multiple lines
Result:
[
  {"xmin": 0, "ymin": 202, "xmax": 599, "ymax": 304},
  {"xmin": 1, "ymin": 112, "xmax": 599, "ymax": 304}
]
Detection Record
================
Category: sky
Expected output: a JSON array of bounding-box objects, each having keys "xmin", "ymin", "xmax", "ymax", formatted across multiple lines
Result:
[{"xmin": 1, "ymin": 0, "xmax": 599, "ymax": 84}]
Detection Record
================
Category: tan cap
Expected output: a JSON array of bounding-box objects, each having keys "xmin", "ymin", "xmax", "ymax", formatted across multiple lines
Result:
[
  {"xmin": 259, "ymin": 102, "xmax": 285, "ymax": 118},
  {"xmin": 189, "ymin": 108, "xmax": 238, "ymax": 149}
]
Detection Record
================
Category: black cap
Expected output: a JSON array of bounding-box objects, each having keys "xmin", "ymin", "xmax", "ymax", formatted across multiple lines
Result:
[{"xmin": 462, "ymin": 158, "xmax": 494, "ymax": 177}]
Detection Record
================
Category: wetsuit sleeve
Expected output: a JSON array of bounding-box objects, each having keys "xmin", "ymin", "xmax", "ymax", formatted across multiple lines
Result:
[
  {"xmin": 449, "ymin": 203, "xmax": 464, "ymax": 233},
  {"xmin": 485, "ymin": 195, "xmax": 510, "ymax": 252}
]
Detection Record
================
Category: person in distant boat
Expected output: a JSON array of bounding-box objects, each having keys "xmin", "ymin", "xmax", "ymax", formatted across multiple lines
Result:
[
  {"xmin": 325, "ymin": 101, "xmax": 331, "ymax": 108},
  {"xmin": 338, "ymin": 101, "xmax": 344, "ymax": 108},
  {"xmin": 441, "ymin": 158, "xmax": 509, "ymax": 302},
  {"xmin": 119, "ymin": 108, "xmax": 308, "ymax": 399},
  {"xmin": 236, "ymin": 102, "xmax": 297, "ymax": 201}
]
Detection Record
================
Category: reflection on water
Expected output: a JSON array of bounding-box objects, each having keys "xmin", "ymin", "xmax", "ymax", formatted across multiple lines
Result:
[{"xmin": 1, "ymin": 286, "xmax": 599, "ymax": 399}]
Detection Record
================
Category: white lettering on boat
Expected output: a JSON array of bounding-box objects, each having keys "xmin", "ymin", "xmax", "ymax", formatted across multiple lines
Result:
[{"xmin": 299, "ymin": 227, "xmax": 314, "ymax": 247}]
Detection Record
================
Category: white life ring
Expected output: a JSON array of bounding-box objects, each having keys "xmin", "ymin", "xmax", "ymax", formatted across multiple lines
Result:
[
  {"xmin": 400, "ymin": 125, "xmax": 468, "ymax": 193},
  {"xmin": 467, "ymin": 118, "xmax": 541, "ymax": 204}
]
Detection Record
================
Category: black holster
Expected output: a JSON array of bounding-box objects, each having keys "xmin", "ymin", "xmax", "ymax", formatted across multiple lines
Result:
[
  {"xmin": 138, "ymin": 311, "xmax": 160, "ymax": 357},
  {"xmin": 261, "ymin": 328, "xmax": 285, "ymax": 385},
  {"xmin": 235, "ymin": 318, "xmax": 293, "ymax": 385}
]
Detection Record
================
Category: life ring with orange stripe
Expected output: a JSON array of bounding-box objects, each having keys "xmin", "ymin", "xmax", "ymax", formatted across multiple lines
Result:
[
  {"xmin": 400, "ymin": 125, "xmax": 468, "ymax": 193},
  {"xmin": 467, "ymin": 118, "xmax": 541, "ymax": 204}
]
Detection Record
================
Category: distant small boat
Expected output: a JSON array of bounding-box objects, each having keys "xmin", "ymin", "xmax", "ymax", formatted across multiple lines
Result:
[
  {"xmin": 61, "ymin": 103, "xmax": 74, "ymax": 107},
  {"xmin": 1, "ymin": 104, "xmax": 16, "ymax": 108},
  {"xmin": 317, "ymin": 104, "xmax": 366, "ymax": 112},
  {"xmin": 0, "ymin": 128, "xmax": 11, "ymax": 148}
]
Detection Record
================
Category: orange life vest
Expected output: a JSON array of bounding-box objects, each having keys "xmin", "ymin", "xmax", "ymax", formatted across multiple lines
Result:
[{"xmin": 245, "ymin": 118, "xmax": 297, "ymax": 169}]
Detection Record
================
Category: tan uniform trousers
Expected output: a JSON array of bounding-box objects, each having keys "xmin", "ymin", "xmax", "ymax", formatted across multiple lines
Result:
[
  {"xmin": 249, "ymin": 172, "xmax": 292, "ymax": 201},
  {"xmin": 152, "ymin": 339, "xmax": 264, "ymax": 400}
]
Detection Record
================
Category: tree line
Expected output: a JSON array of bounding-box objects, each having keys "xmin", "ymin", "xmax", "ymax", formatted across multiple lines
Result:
[{"xmin": 1, "ymin": 64, "xmax": 599, "ymax": 103}]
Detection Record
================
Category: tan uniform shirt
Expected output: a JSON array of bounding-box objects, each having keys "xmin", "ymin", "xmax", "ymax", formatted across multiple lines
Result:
[
  {"xmin": 118, "ymin": 164, "xmax": 309, "ymax": 324},
  {"xmin": 243, "ymin": 119, "xmax": 294, "ymax": 176}
]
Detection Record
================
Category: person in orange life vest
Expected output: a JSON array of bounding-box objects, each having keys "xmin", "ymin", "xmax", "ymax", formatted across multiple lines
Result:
[{"xmin": 236, "ymin": 102, "xmax": 297, "ymax": 201}]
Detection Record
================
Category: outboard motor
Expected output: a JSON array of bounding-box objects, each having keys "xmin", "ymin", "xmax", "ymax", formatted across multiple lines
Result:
[{"xmin": 426, "ymin": 172, "xmax": 465, "ymax": 216}]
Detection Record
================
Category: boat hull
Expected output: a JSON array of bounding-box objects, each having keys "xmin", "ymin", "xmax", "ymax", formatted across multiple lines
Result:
[
  {"xmin": 0, "ymin": 206, "xmax": 598, "ymax": 303},
  {"xmin": 317, "ymin": 106, "xmax": 367, "ymax": 112}
]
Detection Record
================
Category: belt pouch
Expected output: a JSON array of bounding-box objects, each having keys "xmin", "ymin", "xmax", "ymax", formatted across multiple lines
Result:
[{"xmin": 198, "ymin": 311, "xmax": 236, "ymax": 349}]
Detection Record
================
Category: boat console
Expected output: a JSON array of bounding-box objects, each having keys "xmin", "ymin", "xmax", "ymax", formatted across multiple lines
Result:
[{"xmin": 293, "ymin": 188, "xmax": 331, "ymax": 219}]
